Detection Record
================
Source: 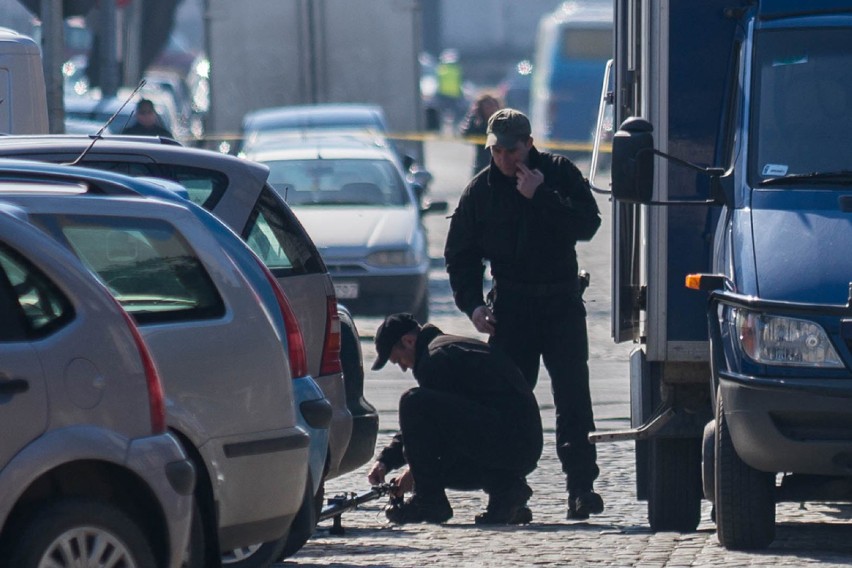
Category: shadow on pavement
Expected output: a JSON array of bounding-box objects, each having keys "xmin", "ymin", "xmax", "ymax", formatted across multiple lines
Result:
[{"xmin": 763, "ymin": 521, "xmax": 852, "ymax": 561}]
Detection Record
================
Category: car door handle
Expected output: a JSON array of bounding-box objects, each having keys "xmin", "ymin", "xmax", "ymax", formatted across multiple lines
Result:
[{"xmin": 0, "ymin": 378, "xmax": 29, "ymax": 395}]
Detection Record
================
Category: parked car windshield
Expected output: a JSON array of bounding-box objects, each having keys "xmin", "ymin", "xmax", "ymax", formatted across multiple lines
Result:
[
  {"xmin": 750, "ymin": 27, "xmax": 852, "ymax": 184},
  {"xmin": 32, "ymin": 214, "xmax": 224, "ymax": 324},
  {"xmin": 264, "ymin": 158, "xmax": 409, "ymax": 206}
]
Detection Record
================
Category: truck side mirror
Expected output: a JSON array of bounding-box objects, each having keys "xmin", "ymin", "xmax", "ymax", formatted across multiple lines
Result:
[{"xmin": 612, "ymin": 117, "xmax": 655, "ymax": 203}]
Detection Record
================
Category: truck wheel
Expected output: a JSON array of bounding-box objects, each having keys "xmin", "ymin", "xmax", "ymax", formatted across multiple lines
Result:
[
  {"xmin": 8, "ymin": 498, "xmax": 156, "ymax": 568},
  {"xmin": 715, "ymin": 391, "xmax": 775, "ymax": 550},
  {"xmin": 702, "ymin": 420, "xmax": 716, "ymax": 504},
  {"xmin": 648, "ymin": 437, "xmax": 702, "ymax": 531}
]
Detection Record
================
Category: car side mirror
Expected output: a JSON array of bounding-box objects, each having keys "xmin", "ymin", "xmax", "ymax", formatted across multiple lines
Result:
[
  {"xmin": 611, "ymin": 117, "xmax": 655, "ymax": 203},
  {"xmin": 421, "ymin": 199, "xmax": 448, "ymax": 216}
]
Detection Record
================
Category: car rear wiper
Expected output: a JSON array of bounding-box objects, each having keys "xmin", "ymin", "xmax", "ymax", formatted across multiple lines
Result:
[{"xmin": 759, "ymin": 170, "xmax": 852, "ymax": 186}]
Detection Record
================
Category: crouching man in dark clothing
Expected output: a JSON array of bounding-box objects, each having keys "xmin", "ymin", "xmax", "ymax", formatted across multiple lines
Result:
[{"xmin": 368, "ymin": 313, "xmax": 543, "ymax": 525}]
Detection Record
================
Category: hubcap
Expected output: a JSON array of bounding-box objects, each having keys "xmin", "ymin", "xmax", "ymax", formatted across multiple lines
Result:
[
  {"xmin": 221, "ymin": 544, "xmax": 261, "ymax": 563},
  {"xmin": 39, "ymin": 526, "xmax": 136, "ymax": 568}
]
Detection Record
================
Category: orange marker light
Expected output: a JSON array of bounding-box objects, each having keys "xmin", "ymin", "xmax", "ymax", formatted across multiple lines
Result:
[{"xmin": 685, "ymin": 273, "xmax": 702, "ymax": 290}]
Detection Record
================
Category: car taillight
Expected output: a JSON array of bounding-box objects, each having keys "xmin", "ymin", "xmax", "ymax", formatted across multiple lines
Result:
[
  {"xmin": 118, "ymin": 309, "xmax": 166, "ymax": 434},
  {"xmin": 256, "ymin": 260, "xmax": 308, "ymax": 379},
  {"xmin": 320, "ymin": 295, "xmax": 342, "ymax": 375}
]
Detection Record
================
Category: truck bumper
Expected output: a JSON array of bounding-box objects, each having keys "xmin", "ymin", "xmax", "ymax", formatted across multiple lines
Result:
[{"xmin": 720, "ymin": 372, "xmax": 852, "ymax": 475}]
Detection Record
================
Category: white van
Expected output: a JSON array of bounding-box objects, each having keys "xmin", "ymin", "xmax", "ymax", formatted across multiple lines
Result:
[{"xmin": 0, "ymin": 27, "xmax": 48, "ymax": 134}]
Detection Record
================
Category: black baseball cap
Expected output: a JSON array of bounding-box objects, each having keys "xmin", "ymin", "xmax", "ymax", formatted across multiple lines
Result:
[
  {"xmin": 485, "ymin": 108, "xmax": 532, "ymax": 148},
  {"xmin": 372, "ymin": 313, "xmax": 420, "ymax": 370}
]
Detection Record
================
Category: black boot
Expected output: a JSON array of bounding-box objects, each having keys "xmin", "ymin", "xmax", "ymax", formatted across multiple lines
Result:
[
  {"xmin": 474, "ymin": 482, "xmax": 533, "ymax": 525},
  {"xmin": 385, "ymin": 493, "xmax": 453, "ymax": 525},
  {"xmin": 566, "ymin": 490, "xmax": 604, "ymax": 520}
]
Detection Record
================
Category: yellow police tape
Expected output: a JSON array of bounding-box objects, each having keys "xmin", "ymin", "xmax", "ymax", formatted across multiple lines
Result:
[{"xmin": 193, "ymin": 131, "xmax": 612, "ymax": 154}]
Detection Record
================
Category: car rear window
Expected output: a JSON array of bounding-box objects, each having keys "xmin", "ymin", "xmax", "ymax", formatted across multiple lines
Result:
[
  {"xmin": 243, "ymin": 185, "xmax": 326, "ymax": 276},
  {"xmin": 0, "ymin": 243, "xmax": 74, "ymax": 338},
  {"xmin": 160, "ymin": 165, "xmax": 229, "ymax": 210},
  {"xmin": 33, "ymin": 214, "xmax": 224, "ymax": 325},
  {"xmin": 80, "ymin": 161, "xmax": 229, "ymax": 210}
]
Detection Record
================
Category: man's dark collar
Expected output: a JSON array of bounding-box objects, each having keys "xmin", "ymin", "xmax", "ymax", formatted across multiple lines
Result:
[{"xmin": 413, "ymin": 324, "xmax": 443, "ymax": 371}]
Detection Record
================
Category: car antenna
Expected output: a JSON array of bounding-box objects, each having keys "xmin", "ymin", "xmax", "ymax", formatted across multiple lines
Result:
[{"xmin": 65, "ymin": 80, "xmax": 147, "ymax": 166}]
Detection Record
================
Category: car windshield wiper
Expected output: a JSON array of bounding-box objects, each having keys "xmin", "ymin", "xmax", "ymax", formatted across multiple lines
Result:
[{"xmin": 759, "ymin": 170, "xmax": 852, "ymax": 186}]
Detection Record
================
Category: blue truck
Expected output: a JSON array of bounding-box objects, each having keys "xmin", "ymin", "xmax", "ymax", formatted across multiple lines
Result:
[{"xmin": 592, "ymin": 0, "xmax": 852, "ymax": 550}]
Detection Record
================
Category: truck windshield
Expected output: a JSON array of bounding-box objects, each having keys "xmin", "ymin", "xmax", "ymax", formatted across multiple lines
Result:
[{"xmin": 750, "ymin": 28, "xmax": 852, "ymax": 185}]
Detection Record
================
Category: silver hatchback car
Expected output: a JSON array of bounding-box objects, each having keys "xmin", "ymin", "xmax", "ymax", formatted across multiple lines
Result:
[
  {"xmin": 0, "ymin": 182, "xmax": 311, "ymax": 567},
  {"xmin": 0, "ymin": 205, "xmax": 194, "ymax": 567}
]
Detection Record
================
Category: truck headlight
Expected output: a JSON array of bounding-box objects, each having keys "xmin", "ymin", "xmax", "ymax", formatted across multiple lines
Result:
[
  {"xmin": 733, "ymin": 309, "xmax": 843, "ymax": 368},
  {"xmin": 366, "ymin": 249, "xmax": 419, "ymax": 267}
]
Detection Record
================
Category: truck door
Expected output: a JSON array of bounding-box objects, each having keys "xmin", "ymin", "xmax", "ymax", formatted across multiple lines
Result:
[{"xmin": 612, "ymin": 0, "xmax": 647, "ymax": 344}]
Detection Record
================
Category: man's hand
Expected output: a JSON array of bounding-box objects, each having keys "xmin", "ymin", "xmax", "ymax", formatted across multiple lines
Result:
[
  {"xmin": 516, "ymin": 163, "xmax": 544, "ymax": 199},
  {"xmin": 472, "ymin": 305, "xmax": 496, "ymax": 336},
  {"xmin": 389, "ymin": 468, "xmax": 414, "ymax": 498},
  {"xmin": 367, "ymin": 461, "xmax": 387, "ymax": 486}
]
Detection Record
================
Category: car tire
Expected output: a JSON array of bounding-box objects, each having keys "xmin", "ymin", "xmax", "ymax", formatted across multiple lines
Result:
[
  {"xmin": 7, "ymin": 497, "xmax": 156, "ymax": 568},
  {"xmin": 715, "ymin": 389, "xmax": 776, "ymax": 550},
  {"xmin": 280, "ymin": 476, "xmax": 325, "ymax": 559},
  {"xmin": 183, "ymin": 498, "xmax": 209, "ymax": 568}
]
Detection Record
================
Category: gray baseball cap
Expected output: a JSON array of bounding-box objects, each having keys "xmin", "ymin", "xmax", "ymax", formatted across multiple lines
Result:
[{"xmin": 485, "ymin": 108, "xmax": 532, "ymax": 148}]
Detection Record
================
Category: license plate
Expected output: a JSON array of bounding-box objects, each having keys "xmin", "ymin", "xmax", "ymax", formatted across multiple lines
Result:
[{"xmin": 334, "ymin": 282, "xmax": 359, "ymax": 299}]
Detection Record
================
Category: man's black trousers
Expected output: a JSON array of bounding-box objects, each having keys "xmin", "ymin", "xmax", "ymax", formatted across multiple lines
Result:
[
  {"xmin": 489, "ymin": 288, "xmax": 600, "ymax": 494},
  {"xmin": 398, "ymin": 387, "xmax": 537, "ymax": 498}
]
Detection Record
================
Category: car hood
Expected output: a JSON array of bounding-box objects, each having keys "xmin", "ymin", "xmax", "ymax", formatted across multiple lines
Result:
[
  {"xmin": 293, "ymin": 206, "xmax": 420, "ymax": 257},
  {"xmin": 752, "ymin": 190, "xmax": 852, "ymax": 304}
]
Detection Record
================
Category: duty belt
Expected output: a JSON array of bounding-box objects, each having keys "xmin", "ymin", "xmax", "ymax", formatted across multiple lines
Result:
[{"xmin": 494, "ymin": 277, "xmax": 580, "ymax": 297}]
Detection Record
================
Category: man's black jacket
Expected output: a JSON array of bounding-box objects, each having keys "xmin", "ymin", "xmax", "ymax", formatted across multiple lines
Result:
[
  {"xmin": 444, "ymin": 146, "xmax": 601, "ymax": 318},
  {"xmin": 377, "ymin": 324, "xmax": 543, "ymax": 470}
]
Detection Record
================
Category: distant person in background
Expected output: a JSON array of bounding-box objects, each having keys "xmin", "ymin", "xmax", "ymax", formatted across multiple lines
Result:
[
  {"xmin": 436, "ymin": 49, "xmax": 465, "ymax": 126},
  {"xmin": 122, "ymin": 99, "xmax": 174, "ymax": 138},
  {"xmin": 459, "ymin": 94, "xmax": 501, "ymax": 174}
]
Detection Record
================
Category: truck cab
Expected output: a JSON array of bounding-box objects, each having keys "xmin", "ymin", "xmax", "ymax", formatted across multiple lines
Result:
[{"xmin": 596, "ymin": 0, "xmax": 852, "ymax": 550}]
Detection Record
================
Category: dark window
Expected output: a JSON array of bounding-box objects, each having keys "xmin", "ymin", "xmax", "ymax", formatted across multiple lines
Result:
[
  {"xmin": 77, "ymin": 161, "xmax": 228, "ymax": 209},
  {"xmin": 160, "ymin": 165, "xmax": 229, "ymax": 209},
  {"xmin": 561, "ymin": 28, "xmax": 612, "ymax": 60},
  {"xmin": 0, "ymin": 243, "xmax": 74, "ymax": 339},
  {"xmin": 83, "ymin": 160, "xmax": 158, "ymax": 178},
  {"xmin": 750, "ymin": 28, "xmax": 852, "ymax": 182},
  {"xmin": 243, "ymin": 185, "xmax": 326, "ymax": 276},
  {"xmin": 32, "ymin": 214, "xmax": 224, "ymax": 325}
]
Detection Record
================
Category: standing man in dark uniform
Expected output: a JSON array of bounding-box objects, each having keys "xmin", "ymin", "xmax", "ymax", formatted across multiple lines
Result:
[
  {"xmin": 444, "ymin": 108, "xmax": 604, "ymax": 520},
  {"xmin": 367, "ymin": 313, "xmax": 543, "ymax": 525}
]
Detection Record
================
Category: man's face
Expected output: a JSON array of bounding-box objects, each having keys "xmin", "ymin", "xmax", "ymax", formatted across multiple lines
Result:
[
  {"xmin": 136, "ymin": 106, "xmax": 156, "ymax": 126},
  {"xmin": 490, "ymin": 137, "xmax": 533, "ymax": 177},
  {"xmin": 388, "ymin": 336, "xmax": 416, "ymax": 372}
]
